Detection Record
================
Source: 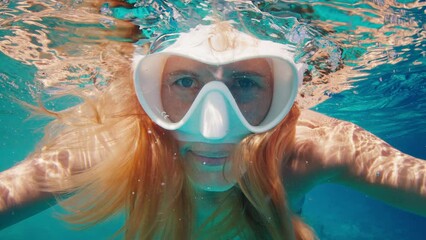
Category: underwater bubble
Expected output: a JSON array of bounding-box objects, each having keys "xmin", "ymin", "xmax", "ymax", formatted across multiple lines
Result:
[
  {"xmin": 100, "ymin": 18, "xmax": 115, "ymax": 28},
  {"xmin": 0, "ymin": 73, "xmax": 8, "ymax": 82},
  {"xmin": 7, "ymin": 80, "xmax": 19, "ymax": 90},
  {"xmin": 287, "ymin": 23, "xmax": 311, "ymax": 46},
  {"xmin": 133, "ymin": 1, "xmax": 145, "ymax": 8},
  {"xmin": 386, "ymin": 50, "xmax": 397, "ymax": 60},
  {"xmin": 54, "ymin": 2, "xmax": 63, "ymax": 10},
  {"xmin": 100, "ymin": 3, "xmax": 113, "ymax": 16}
]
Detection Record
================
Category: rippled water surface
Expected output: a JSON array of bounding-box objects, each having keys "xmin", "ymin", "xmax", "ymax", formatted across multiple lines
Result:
[{"xmin": 0, "ymin": 0, "xmax": 425, "ymax": 239}]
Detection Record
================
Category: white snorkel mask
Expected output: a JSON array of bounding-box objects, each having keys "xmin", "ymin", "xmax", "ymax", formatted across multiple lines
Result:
[{"xmin": 133, "ymin": 23, "xmax": 304, "ymax": 143}]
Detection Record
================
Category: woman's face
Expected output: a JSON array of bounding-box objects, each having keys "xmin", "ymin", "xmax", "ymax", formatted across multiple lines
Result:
[{"xmin": 161, "ymin": 56, "xmax": 273, "ymax": 191}]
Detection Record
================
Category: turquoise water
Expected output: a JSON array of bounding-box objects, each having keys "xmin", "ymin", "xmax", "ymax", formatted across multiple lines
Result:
[{"xmin": 1, "ymin": 0, "xmax": 425, "ymax": 239}]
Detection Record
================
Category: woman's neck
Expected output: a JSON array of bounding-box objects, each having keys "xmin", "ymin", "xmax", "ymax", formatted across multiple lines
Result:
[{"xmin": 193, "ymin": 188, "xmax": 236, "ymax": 225}]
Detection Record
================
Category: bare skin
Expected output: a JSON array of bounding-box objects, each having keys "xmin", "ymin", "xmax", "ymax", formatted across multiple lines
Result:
[
  {"xmin": 0, "ymin": 150, "xmax": 72, "ymax": 228},
  {"xmin": 285, "ymin": 110, "xmax": 426, "ymax": 216},
  {"xmin": 0, "ymin": 109, "xmax": 425, "ymax": 229}
]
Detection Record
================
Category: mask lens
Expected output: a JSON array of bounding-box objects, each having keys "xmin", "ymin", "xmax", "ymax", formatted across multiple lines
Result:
[
  {"xmin": 161, "ymin": 68, "xmax": 203, "ymax": 122},
  {"xmin": 159, "ymin": 57, "xmax": 274, "ymax": 126},
  {"xmin": 226, "ymin": 59, "xmax": 274, "ymax": 126}
]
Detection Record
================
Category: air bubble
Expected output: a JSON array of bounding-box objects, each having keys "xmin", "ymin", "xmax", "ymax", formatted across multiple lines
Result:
[
  {"xmin": 54, "ymin": 2, "xmax": 63, "ymax": 10},
  {"xmin": 386, "ymin": 50, "xmax": 397, "ymax": 60},
  {"xmin": 100, "ymin": 3, "xmax": 112, "ymax": 16},
  {"xmin": 0, "ymin": 73, "xmax": 8, "ymax": 81},
  {"xmin": 100, "ymin": 18, "xmax": 115, "ymax": 28}
]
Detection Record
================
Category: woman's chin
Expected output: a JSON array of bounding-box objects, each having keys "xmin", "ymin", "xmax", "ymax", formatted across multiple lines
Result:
[
  {"xmin": 189, "ymin": 177, "xmax": 236, "ymax": 192},
  {"xmin": 183, "ymin": 151, "xmax": 237, "ymax": 192}
]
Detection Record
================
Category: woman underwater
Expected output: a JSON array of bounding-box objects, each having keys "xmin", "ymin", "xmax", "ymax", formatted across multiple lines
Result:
[{"xmin": 1, "ymin": 5, "xmax": 426, "ymax": 240}]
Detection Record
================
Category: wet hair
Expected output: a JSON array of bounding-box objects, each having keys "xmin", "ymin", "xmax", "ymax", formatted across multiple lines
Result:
[{"xmin": 33, "ymin": 21, "xmax": 316, "ymax": 240}]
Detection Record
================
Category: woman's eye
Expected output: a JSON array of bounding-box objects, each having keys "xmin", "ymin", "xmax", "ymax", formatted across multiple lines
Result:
[
  {"xmin": 232, "ymin": 75, "xmax": 261, "ymax": 89},
  {"xmin": 174, "ymin": 76, "xmax": 197, "ymax": 88},
  {"xmin": 236, "ymin": 78, "xmax": 257, "ymax": 88}
]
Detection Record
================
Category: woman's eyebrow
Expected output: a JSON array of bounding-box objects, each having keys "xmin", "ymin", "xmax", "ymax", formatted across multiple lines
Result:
[
  {"xmin": 230, "ymin": 71, "xmax": 266, "ymax": 77},
  {"xmin": 164, "ymin": 70, "xmax": 199, "ymax": 82}
]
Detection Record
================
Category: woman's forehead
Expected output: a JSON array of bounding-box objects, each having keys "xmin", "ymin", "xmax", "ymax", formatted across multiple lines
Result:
[{"xmin": 163, "ymin": 56, "xmax": 272, "ymax": 73}]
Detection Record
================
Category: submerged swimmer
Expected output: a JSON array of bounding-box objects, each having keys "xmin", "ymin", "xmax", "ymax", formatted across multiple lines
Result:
[{"xmin": 1, "ymin": 22, "xmax": 425, "ymax": 240}]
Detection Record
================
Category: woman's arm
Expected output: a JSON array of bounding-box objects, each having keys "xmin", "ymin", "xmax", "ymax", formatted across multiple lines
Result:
[
  {"xmin": 0, "ymin": 150, "xmax": 73, "ymax": 229},
  {"xmin": 0, "ymin": 159, "xmax": 55, "ymax": 229},
  {"xmin": 335, "ymin": 122, "xmax": 426, "ymax": 216},
  {"xmin": 291, "ymin": 110, "xmax": 426, "ymax": 216}
]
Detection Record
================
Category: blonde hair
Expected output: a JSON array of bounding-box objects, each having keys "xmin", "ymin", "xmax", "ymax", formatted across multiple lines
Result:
[{"xmin": 33, "ymin": 21, "xmax": 316, "ymax": 240}]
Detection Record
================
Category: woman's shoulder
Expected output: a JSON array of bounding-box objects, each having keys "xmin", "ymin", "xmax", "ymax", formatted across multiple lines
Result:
[
  {"xmin": 286, "ymin": 109, "xmax": 351, "ymax": 186},
  {"xmin": 297, "ymin": 109, "xmax": 341, "ymax": 128}
]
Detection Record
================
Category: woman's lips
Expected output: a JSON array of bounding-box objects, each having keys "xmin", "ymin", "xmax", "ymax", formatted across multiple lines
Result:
[{"xmin": 189, "ymin": 151, "xmax": 228, "ymax": 166}]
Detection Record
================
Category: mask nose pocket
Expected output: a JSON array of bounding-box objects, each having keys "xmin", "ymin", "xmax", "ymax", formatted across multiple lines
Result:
[{"xmin": 200, "ymin": 92, "xmax": 229, "ymax": 139}]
